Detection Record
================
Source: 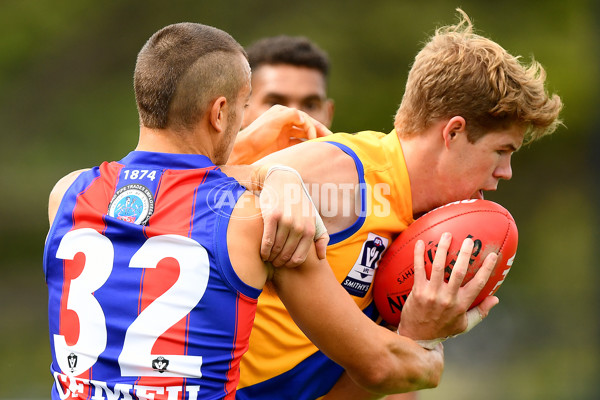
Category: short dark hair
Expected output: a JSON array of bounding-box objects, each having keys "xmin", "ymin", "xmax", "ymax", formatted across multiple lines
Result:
[
  {"xmin": 246, "ymin": 35, "xmax": 330, "ymax": 78},
  {"xmin": 134, "ymin": 22, "xmax": 247, "ymax": 130}
]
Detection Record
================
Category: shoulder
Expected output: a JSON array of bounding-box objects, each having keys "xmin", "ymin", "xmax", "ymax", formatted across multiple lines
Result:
[
  {"xmin": 48, "ymin": 168, "xmax": 89, "ymax": 225},
  {"xmin": 256, "ymin": 139, "xmax": 358, "ymax": 187},
  {"xmin": 227, "ymin": 191, "xmax": 272, "ymax": 289}
]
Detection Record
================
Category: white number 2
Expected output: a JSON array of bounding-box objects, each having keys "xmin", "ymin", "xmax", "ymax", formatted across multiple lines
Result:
[{"xmin": 53, "ymin": 228, "xmax": 209, "ymax": 377}]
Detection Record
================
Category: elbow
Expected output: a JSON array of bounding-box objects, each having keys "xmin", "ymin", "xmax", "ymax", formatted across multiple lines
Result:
[
  {"xmin": 404, "ymin": 351, "xmax": 443, "ymax": 390},
  {"xmin": 406, "ymin": 356, "xmax": 443, "ymax": 390},
  {"xmin": 349, "ymin": 348, "xmax": 443, "ymax": 394}
]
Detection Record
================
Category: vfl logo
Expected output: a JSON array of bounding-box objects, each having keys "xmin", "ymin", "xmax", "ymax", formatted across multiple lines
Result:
[
  {"xmin": 152, "ymin": 356, "xmax": 169, "ymax": 373},
  {"xmin": 342, "ymin": 233, "xmax": 389, "ymax": 297},
  {"xmin": 108, "ymin": 184, "xmax": 155, "ymax": 225},
  {"xmin": 67, "ymin": 353, "xmax": 77, "ymax": 373}
]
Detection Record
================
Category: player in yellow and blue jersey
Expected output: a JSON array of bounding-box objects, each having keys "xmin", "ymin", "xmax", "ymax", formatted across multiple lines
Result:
[{"xmin": 233, "ymin": 9, "xmax": 562, "ymax": 400}]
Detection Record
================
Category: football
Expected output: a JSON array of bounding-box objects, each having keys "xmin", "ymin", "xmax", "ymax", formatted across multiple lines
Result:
[{"xmin": 373, "ymin": 199, "xmax": 518, "ymax": 327}]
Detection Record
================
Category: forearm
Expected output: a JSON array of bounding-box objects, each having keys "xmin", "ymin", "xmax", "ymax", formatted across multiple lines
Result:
[
  {"xmin": 274, "ymin": 253, "xmax": 443, "ymax": 395},
  {"xmin": 343, "ymin": 327, "xmax": 443, "ymax": 394},
  {"xmin": 323, "ymin": 334, "xmax": 440, "ymax": 398},
  {"xmin": 322, "ymin": 372, "xmax": 384, "ymax": 400}
]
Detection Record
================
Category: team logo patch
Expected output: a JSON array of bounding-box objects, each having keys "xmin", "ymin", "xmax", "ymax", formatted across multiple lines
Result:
[
  {"xmin": 67, "ymin": 353, "xmax": 78, "ymax": 373},
  {"xmin": 341, "ymin": 233, "xmax": 389, "ymax": 297},
  {"xmin": 108, "ymin": 184, "xmax": 154, "ymax": 225},
  {"xmin": 152, "ymin": 356, "xmax": 169, "ymax": 373}
]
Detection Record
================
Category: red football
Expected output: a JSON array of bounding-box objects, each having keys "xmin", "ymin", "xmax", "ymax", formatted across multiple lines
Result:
[{"xmin": 373, "ymin": 199, "xmax": 518, "ymax": 327}]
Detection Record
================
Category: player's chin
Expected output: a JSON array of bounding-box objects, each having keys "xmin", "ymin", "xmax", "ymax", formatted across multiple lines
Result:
[{"xmin": 472, "ymin": 190, "xmax": 485, "ymax": 200}]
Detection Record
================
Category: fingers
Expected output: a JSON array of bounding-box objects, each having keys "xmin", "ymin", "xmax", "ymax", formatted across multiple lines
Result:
[
  {"xmin": 400, "ymin": 233, "xmax": 501, "ymax": 342},
  {"xmin": 260, "ymin": 214, "xmax": 278, "ymax": 261},
  {"xmin": 305, "ymin": 114, "xmax": 332, "ymax": 138},
  {"xmin": 446, "ymin": 237, "xmax": 474, "ymax": 292},
  {"xmin": 462, "ymin": 251, "xmax": 498, "ymax": 302},
  {"xmin": 412, "ymin": 239, "xmax": 426, "ymax": 286},
  {"xmin": 271, "ymin": 219, "xmax": 315, "ymax": 268},
  {"xmin": 314, "ymin": 120, "xmax": 333, "ymax": 137},
  {"xmin": 288, "ymin": 112, "xmax": 316, "ymax": 140},
  {"xmin": 265, "ymin": 223, "xmax": 326, "ymax": 268},
  {"xmin": 460, "ymin": 296, "xmax": 499, "ymax": 335},
  {"xmin": 476, "ymin": 295, "xmax": 500, "ymax": 319},
  {"xmin": 267, "ymin": 222, "xmax": 293, "ymax": 264},
  {"xmin": 304, "ymin": 116, "xmax": 318, "ymax": 140},
  {"xmin": 301, "ymin": 115, "xmax": 333, "ymax": 139},
  {"xmin": 429, "ymin": 232, "xmax": 452, "ymax": 287},
  {"xmin": 315, "ymin": 232, "xmax": 330, "ymax": 260},
  {"xmin": 287, "ymin": 109, "xmax": 332, "ymax": 141},
  {"xmin": 254, "ymin": 107, "xmax": 333, "ymax": 153}
]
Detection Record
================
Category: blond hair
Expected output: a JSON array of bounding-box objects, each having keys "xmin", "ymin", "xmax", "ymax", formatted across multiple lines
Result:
[{"xmin": 394, "ymin": 9, "xmax": 562, "ymax": 143}]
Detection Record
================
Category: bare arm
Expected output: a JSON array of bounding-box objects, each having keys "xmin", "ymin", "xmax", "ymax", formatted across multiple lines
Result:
[
  {"xmin": 229, "ymin": 194, "xmax": 500, "ymax": 395},
  {"xmin": 279, "ymin": 236, "xmax": 498, "ymax": 395},
  {"xmin": 322, "ymin": 371, "xmax": 419, "ymax": 400},
  {"xmin": 272, "ymin": 244, "xmax": 443, "ymax": 393},
  {"xmin": 228, "ymin": 195, "xmax": 443, "ymax": 394},
  {"xmin": 48, "ymin": 169, "xmax": 89, "ymax": 226}
]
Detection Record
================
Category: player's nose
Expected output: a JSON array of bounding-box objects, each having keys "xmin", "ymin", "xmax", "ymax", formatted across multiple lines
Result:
[{"xmin": 493, "ymin": 159, "xmax": 513, "ymax": 181}]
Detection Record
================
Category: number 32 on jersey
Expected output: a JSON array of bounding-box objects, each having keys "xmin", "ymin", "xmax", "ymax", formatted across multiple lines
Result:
[{"xmin": 54, "ymin": 228, "xmax": 208, "ymax": 378}]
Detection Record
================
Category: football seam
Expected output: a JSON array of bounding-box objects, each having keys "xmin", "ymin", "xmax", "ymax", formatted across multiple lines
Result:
[{"xmin": 383, "ymin": 209, "xmax": 512, "ymax": 261}]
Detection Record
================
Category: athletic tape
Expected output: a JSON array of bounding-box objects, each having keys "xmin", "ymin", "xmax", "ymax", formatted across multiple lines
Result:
[
  {"xmin": 264, "ymin": 165, "xmax": 327, "ymax": 240},
  {"xmin": 411, "ymin": 308, "xmax": 483, "ymax": 350}
]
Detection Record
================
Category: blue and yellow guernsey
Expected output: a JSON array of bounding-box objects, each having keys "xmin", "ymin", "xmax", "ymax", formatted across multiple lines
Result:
[{"xmin": 237, "ymin": 130, "xmax": 415, "ymax": 400}]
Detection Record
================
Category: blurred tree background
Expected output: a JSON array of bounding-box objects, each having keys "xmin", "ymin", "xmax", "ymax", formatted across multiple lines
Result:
[{"xmin": 1, "ymin": 0, "xmax": 598, "ymax": 399}]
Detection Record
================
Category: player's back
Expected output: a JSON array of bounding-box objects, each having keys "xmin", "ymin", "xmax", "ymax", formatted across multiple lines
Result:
[{"xmin": 44, "ymin": 151, "xmax": 260, "ymax": 400}]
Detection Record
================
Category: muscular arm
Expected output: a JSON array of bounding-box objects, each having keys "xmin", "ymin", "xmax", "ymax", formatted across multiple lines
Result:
[
  {"xmin": 273, "ymin": 250, "xmax": 443, "ymax": 393},
  {"xmin": 228, "ymin": 193, "xmax": 444, "ymax": 394},
  {"xmin": 322, "ymin": 373, "xmax": 418, "ymax": 400}
]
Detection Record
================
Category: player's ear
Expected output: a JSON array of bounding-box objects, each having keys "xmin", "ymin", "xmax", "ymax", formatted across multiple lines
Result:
[
  {"xmin": 442, "ymin": 116, "xmax": 466, "ymax": 148},
  {"xmin": 324, "ymin": 99, "xmax": 335, "ymax": 129},
  {"xmin": 209, "ymin": 96, "xmax": 228, "ymax": 133}
]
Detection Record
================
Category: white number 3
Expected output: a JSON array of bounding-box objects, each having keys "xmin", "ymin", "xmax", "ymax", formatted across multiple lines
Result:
[{"xmin": 54, "ymin": 228, "xmax": 208, "ymax": 378}]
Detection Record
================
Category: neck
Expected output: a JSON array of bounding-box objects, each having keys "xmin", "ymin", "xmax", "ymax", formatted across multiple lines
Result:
[
  {"xmin": 136, "ymin": 126, "xmax": 210, "ymax": 156},
  {"xmin": 398, "ymin": 130, "xmax": 443, "ymax": 218}
]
